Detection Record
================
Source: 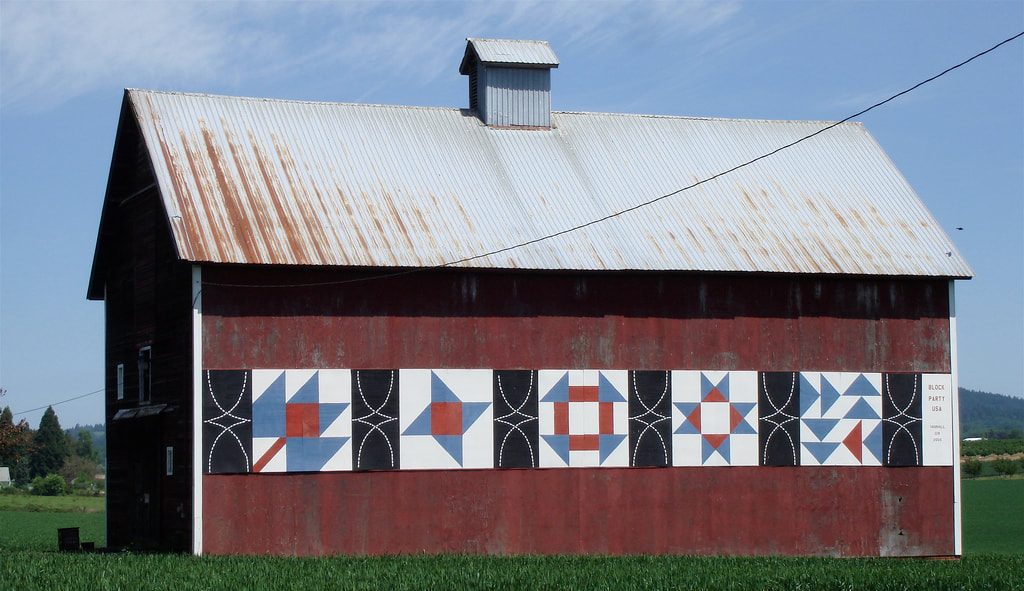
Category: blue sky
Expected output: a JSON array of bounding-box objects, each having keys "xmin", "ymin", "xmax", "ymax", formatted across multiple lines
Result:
[{"xmin": 1, "ymin": 1, "xmax": 1021, "ymax": 428}]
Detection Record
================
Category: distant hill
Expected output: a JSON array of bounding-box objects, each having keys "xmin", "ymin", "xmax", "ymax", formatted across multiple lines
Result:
[{"xmin": 960, "ymin": 388, "xmax": 1024, "ymax": 439}]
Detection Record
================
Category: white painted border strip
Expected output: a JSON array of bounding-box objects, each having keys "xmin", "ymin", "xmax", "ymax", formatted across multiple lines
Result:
[
  {"xmin": 191, "ymin": 265, "xmax": 203, "ymax": 556},
  {"xmin": 948, "ymin": 280, "xmax": 962, "ymax": 556}
]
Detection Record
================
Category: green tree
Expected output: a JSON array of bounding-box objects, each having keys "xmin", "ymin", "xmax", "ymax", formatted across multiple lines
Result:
[
  {"xmin": 992, "ymin": 458, "xmax": 1020, "ymax": 476},
  {"xmin": 29, "ymin": 407, "xmax": 69, "ymax": 478},
  {"xmin": 60, "ymin": 455, "xmax": 100, "ymax": 494},
  {"xmin": 961, "ymin": 459, "xmax": 983, "ymax": 478},
  {"xmin": 74, "ymin": 429, "xmax": 98, "ymax": 463},
  {"xmin": 0, "ymin": 405, "xmax": 35, "ymax": 485}
]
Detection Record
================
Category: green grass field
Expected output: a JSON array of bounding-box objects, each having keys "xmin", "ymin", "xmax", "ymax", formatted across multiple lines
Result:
[
  {"xmin": 961, "ymin": 479, "xmax": 1024, "ymax": 555},
  {"xmin": 0, "ymin": 511, "xmax": 105, "ymax": 551},
  {"xmin": 2, "ymin": 550, "xmax": 1023, "ymax": 591},
  {"xmin": 0, "ymin": 493, "xmax": 104, "ymax": 513},
  {"xmin": 0, "ymin": 482, "xmax": 1020, "ymax": 591}
]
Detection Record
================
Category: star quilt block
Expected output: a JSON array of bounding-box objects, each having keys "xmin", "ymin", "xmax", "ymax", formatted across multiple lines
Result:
[{"xmin": 672, "ymin": 370, "xmax": 758, "ymax": 466}]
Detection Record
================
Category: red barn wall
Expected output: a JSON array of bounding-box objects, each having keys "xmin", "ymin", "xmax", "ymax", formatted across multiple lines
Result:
[{"xmin": 201, "ymin": 265, "xmax": 953, "ymax": 556}]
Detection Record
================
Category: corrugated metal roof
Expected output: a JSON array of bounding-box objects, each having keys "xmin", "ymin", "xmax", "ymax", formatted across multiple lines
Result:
[
  {"xmin": 463, "ymin": 38, "xmax": 559, "ymax": 70},
  {"xmin": 126, "ymin": 89, "xmax": 972, "ymax": 277}
]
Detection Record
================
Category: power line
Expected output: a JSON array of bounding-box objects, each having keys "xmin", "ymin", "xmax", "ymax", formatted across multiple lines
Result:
[
  {"xmin": 201, "ymin": 30, "xmax": 1018, "ymax": 290},
  {"xmin": 10, "ymin": 388, "xmax": 105, "ymax": 417}
]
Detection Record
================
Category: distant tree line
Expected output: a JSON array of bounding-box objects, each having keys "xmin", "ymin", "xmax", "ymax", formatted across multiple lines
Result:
[
  {"xmin": 0, "ymin": 405, "xmax": 104, "ymax": 495},
  {"xmin": 959, "ymin": 388, "xmax": 1024, "ymax": 439}
]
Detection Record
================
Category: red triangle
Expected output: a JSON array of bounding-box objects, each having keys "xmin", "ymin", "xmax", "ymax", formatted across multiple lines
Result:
[
  {"xmin": 687, "ymin": 405, "xmax": 701, "ymax": 431},
  {"xmin": 843, "ymin": 421, "xmax": 863, "ymax": 463},
  {"xmin": 730, "ymin": 406, "xmax": 745, "ymax": 431},
  {"xmin": 704, "ymin": 387, "xmax": 727, "ymax": 402},
  {"xmin": 703, "ymin": 433, "xmax": 728, "ymax": 449}
]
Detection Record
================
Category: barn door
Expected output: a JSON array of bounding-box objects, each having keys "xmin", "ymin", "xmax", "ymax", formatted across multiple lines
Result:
[{"xmin": 128, "ymin": 416, "xmax": 162, "ymax": 549}]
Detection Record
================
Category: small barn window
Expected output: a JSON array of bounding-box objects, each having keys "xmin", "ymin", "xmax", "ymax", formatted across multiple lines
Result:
[
  {"xmin": 138, "ymin": 347, "xmax": 152, "ymax": 403},
  {"xmin": 165, "ymin": 446, "xmax": 174, "ymax": 476},
  {"xmin": 116, "ymin": 363, "xmax": 125, "ymax": 400}
]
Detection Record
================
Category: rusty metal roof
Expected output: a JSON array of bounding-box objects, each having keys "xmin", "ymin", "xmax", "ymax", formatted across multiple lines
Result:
[
  {"xmin": 460, "ymin": 38, "xmax": 559, "ymax": 74},
  {"xmin": 123, "ymin": 88, "xmax": 972, "ymax": 277}
]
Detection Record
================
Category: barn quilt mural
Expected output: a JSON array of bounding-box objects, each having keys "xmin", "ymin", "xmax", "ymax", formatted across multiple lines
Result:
[
  {"xmin": 799, "ymin": 372, "xmax": 884, "ymax": 467},
  {"xmin": 202, "ymin": 369, "xmax": 955, "ymax": 474},
  {"xmin": 671, "ymin": 371, "xmax": 758, "ymax": 466}
]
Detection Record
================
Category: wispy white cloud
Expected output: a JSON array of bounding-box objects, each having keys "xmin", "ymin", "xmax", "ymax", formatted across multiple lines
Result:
[
  {"xmin": 0, "ymin": 0, "xmax": 742, "ymax": 112},
  {"xmin": 0, "ymin": 2, "xmax": 270, "ymax": 109}
]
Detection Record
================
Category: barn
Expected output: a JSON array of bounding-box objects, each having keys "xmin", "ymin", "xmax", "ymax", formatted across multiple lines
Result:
[{"xmin": 87, "ymin": 38, "xmax": 971, "ymax": 556}]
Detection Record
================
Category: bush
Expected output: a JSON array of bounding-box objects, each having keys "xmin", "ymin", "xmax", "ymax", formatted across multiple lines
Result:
[
  {"xmin": 0, "ymin": 484, "xmax": 28, "ymax": 495},
  {"xmin": 962, "ymin": 459, "xmax": 983, "ymax": 478},
  {"xmin": 961, "ymin": 438, "xmax": 1024, "ymax": 457},
  {"xmin": 992, "ymin": 459, "xmax": 1020, "ymax": 476},
  {"xmin": 30, "ymin": 473, "xmax": 67, "ymax": 496}
]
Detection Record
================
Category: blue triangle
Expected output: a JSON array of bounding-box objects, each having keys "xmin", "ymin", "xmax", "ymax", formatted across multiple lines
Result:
[
  {"xmin": 804, "ymin": 418, "xmax": 840, "ymax": 441},
  {"xmin": 864, "ymin": 422, "xmax": 882, "ymax": 463},
  {"xmin": 286, "ymin": 437, "xmax": 349, "ymax": 472},
  {"xmin": 820, "ymin": 375, "xmax": 842, "ymax": 415},
  {"xmin": 462, "ymin": 402, "xmax": 491, "ymax": 432},
  {"xmin": 540, "ymin": 373, "xmax": 569, "ymax": 402},
  {"xmin": 701, "ymin": 436, "xmax": 730, "ymax": 464},
  {"xmin": 673, "ymin": 402, "xmax": 700, "ymax": 434},
  {"xmin": 847, "ymin": 373, "xmax": 880, "ymax": 397},
  {"xmin": 799, "ymin": 374, "xmax": 820, "ymax": 418},
  {"xmin": 731, "ymin": 402, "xmax": 757, "ymax": 434},
  {"xmin": 253, "ymin": 372, "xmax": 286, "ymax": 437},
  {"xmin": 599, "ymin": 434, "xmax": 627, "ymax": 464},
  {"xmin": 700, "ymin": 373, "xmax": 714, "ymax": 399},
  {"xmin": 598, "ymin": 372, "xmax": 626, "ymax": 402},
  {"xmin": 846, "ymin": 397, "xmax": 880, "ymax": 420},
  {"xmin": 431, "ymin": 372, "xmax": 460, "ymax": 402},
  {"xmin": 434, "ymin": 435, "xmax": 463, "ymax": 465},
  {"xmin": 319, "ymin": 403, "xmax": 349, "ymax": 436},
  {"xmin": 290, "ymin": 371, "xmax": 319, "ymax": 403},
  {"xmin": 541, "ymin": 434, "xmax": 570, "ymax": 465},
  {"xmin": 701, "ymin": 373, "xmax": 730, "ymax": 401},
  {"xmin": 403, "ymin": 405, "xmax": 432, "ymax": 436},
  {"xmin": 803, "ymin": 442, "xmax": 840, "ymax": 464}
]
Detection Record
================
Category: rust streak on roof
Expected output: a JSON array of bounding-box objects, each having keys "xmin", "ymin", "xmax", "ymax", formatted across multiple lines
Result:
[{"xmin": 122, "ymin": 89, "xmax": 973, "ymax": 278}]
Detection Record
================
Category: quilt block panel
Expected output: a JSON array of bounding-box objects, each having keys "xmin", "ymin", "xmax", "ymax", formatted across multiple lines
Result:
[
  {"xmin": 538, "ymin": 370, "xmax": 629, "ymax": 467},
  {"xmin": 799, "ymin": 372, "xmax": 882, "ymax": 466},
  {"xmin": 672, "ymin": 371, "xmax": 758, "ymax": 466}
]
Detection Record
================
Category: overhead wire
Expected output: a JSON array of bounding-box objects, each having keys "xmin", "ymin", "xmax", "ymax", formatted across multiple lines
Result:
[
  {"xmin": 9, "ymin": 33, "xmax": 1021, "ymax": 419},
  {"xmin": 10, "ymin": 388, "xmax": 105, "ymax": 417},
  {"xmin": 202, "ymin": 30, "xmax": 1023, "ymax": 290}
]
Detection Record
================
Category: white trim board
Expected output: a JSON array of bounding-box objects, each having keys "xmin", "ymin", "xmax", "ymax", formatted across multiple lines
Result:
[
  {"xmin": 191, "ymin": 265, "xmax": 203, "ymax": 556},
  {"xmin": 948, "ymin": 280, "xmax": 962, "ymax": 556}
]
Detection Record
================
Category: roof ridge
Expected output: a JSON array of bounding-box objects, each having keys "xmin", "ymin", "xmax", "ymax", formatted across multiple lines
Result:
[
  {"xmin": 127, "ymin": 89, "xmax": 856, "ymax": 127},
  {"xmin": 467, "ymin": 37, "xmax": 553, "ymax": 45},
  {"xmin": 126, "ymin": 88, "xmax": 461, "ymax": 113}
]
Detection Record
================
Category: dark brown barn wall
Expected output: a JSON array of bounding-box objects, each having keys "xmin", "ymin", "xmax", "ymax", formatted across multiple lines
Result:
[
  {"xmin": 204, "ymin": 467, "xmax": 954, "ymax": 557},
  {"xmin": 102, "ymin": 122, "xmax": 194, "ymax": 551},
  {"xmin": 199, "ymin": 265, "xmax": 953, "ymax": 556}
]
